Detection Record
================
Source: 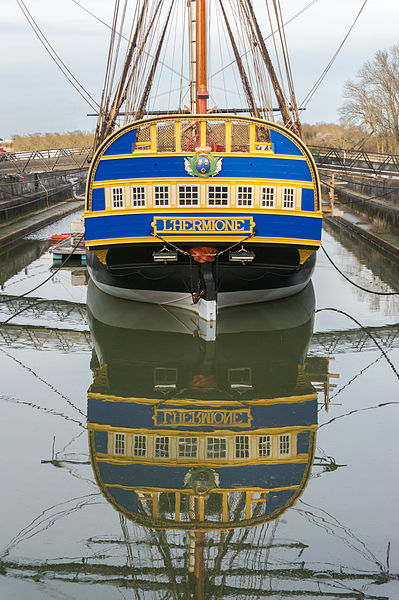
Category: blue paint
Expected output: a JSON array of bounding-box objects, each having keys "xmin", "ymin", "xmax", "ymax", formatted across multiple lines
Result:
[
  {"xmin": 270, "ymin": 130, "xmax": 303, "ymax": 156},
  {"xmin": 88, "ymin": 398, "xmax": 317, "ymax": 431},
  {"xmin": 267, "ymin": 488, "xmax": 297, "ymax": 512},
  {"xmin": 301, "ymin": 188, "xmax": 315, "ymax": 212},
  {"xmin": 93, "ymin": 155, "xmax": 312, "ymax": 183},
  {"xmin": 105, "ymin": 486, "xmax": 138, "ymax": 512},
  {"xmin": 96, "ymin": 461, "xmax": 307, "ymax": 490},
  {"xmin": 92, "ymin": 188, "xmax": 105, "ymax": 211},
  {"xmin": 297, "ymin": 431, "xmax": 311, "ymax": 454},
  {"xmin": 103, "ymin": 129, "xmax": 137, "ymax": 156},
  {"xmin": 94, "ymin": 430, "xmax": 108, "ymax": 453},
  {"xmin": 84, "ymin": 211, "xmax": 322, "ymax": 243}
]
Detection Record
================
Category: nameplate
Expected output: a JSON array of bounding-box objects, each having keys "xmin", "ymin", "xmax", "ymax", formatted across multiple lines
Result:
[
  {"xmin": 152, "ymin": 408, "xmax": 252, "ymax": 427},
  {"xmin": 151, "ymin": 217, "xmax": 255, "ymax": 235}
]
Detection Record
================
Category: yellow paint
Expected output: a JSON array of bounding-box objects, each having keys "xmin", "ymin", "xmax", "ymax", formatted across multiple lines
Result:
[
  {"xmin": 222, "ymin": 491, "xmax": 228, "ymax": 522},
  {"xmin": 93, "ymin": 248, "xmax": 108, "ymax": 264},
  {"xmin": 153, "ymin": 407, "xmax": 252, "ymax": 428},
  {"xmin": 104, "ymin": 483, "xmax": 300, "ymax": 493},
  {"xmin": 86, "ymin": 114, "xmax": 322, "ymax": 212},
  {"xmin": 249, "ymin": 124, "xmax": 256, "ymax": 152},
  {"xmin": 86, "ymin": 235, "xmax": 321, "ymax": 249},
  {"xmin": 225, "ymin": 121, "xmax": 232, "ymax": 153},
  {"xmin": 150, "ymin": 124, "xmax": 157, "ymax": 151},
  {"xmin": 175, "ymin": 121, "xmax": 181, "ymax": 153},
  {"xmin": 151, "ymin": 215, "xmax": 255, "ymax": 236},
  {"xmin": 175, "ymin": 492, "xmax": 181, "ymax": 522},
  {"xmin": 298, "ymin": 248, "xmax": 315, "ymax": 264},
  {"xmin": 87, "ymin": 391, "xmax": 318, "ymax": 406},
  {"xmin": 200, "ymin": 121, "xmax": 207, "ymax": 146},
  {"xmin": 87, "ymin": 422, "xmax": 317, "ymax": 435}
]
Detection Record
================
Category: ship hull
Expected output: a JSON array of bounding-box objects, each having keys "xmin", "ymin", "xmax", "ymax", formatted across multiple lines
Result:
[{"xmin": 87, "ymin": 243, "xmax": 316, "ymax": 318}]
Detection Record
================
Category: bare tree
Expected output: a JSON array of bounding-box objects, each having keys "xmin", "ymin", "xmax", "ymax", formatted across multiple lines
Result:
[{"xmin": 339, "ymin": 45, "xmax": 399, "ymax": 153}]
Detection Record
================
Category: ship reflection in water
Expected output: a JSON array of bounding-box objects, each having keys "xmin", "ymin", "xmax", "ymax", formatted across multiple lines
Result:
[{"xmin": 87, "ymin": 281, "xmax": 317, "ymax": 594}]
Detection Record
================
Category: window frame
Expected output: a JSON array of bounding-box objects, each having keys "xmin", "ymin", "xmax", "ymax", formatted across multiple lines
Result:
[
  {"xmin": 177, "ymin": 184, "xmax": 200, "ymax": 207},
  {"xmin": 177, "ymin": 437, "xmax": 198, "ymax": 459},
  {"xmin": 130, "ymin": 185, "xmax": 146, "ymax": 208},
  {"xmin": 261, "ymin": 185, "xmax": 276, "ymax": 208},
  {"xmin": 235, "ymin": 435, "xmax": 250, "ymax": 459},
  {"xmin": 154, "ymin": 436, "xmax": 170, "ymax": 458},
  {"xmin": 153, "ymin": 184, "xmax": 170, "ymax": 207},
  {"xmin": 133, "ymin": 434, "xmax": 147, "ymax": 458},
  {"xmin": 278, "ymin": 434, "xmax": 291, "ymax": 457},
  {"xmin": 236, "ymin": 185, "xmax": 254, "ymax": 208},
  {"xmin": 111, "ymin": 186, "xmax": 125, "ymax": 210},
  {"xmin": 206, "ymin": 437, "xmax": 227, "ymax": 460},
  {"xmin": 258, "ymin": 435, "xmax": 272, "ymax": 458},
  {"xmin": 282, "ymin": 187, "xmax": 295, "ymax": 210},
  {"xmin": 207, "ymin": 185, "xmax": 230, "ymax": 207},
  {"xmin": 114, "ymin": 432, "xmax": 127, "ymax": 456}
]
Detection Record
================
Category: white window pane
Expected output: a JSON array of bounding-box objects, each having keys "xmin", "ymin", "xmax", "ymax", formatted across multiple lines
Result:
[
  {"xmin": 155, "ymin": 436, "xmax": 170, "ymax": 458},
  {"xmin": 206, "ymin": 437, "xmax": 227, "ymax": 459},
  {"xmin": 115, "ymin": 433, "xmax": 126, "ymax": 455},
  {"xmin": 235, "ymin": 435, "xmax": 250, "ymax": 459},
  {"xmin": 178, "ymin": 437, "xmax": 198, "ymax": 458}
]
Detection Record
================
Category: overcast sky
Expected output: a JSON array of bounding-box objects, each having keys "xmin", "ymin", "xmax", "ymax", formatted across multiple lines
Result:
[{"xmin": 1, "ymin": 0, "xmax": 399, "ymax": 139}]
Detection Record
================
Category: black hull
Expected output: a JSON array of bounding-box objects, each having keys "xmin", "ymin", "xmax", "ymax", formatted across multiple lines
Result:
[{"xmin": 87, "ymin": 242, "xmax": 316, "ymax": 308}]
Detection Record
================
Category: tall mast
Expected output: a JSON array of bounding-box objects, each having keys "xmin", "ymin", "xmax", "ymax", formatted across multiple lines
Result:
[{"xmin": 196, "ymin": 0, "xmax": 208, "ymax": 113}]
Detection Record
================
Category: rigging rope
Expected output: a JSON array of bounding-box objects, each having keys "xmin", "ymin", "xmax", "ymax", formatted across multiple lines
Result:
[
  {"xmin": 321, "ymin": 244, "xmax": 399, "ymax": 296},
  {"xmin": 300, "ymin": 0, "xmax": 368, "ymax": 109},
  {"xmin": 16, "ymin": 0, "xmax": 99, "ymax": 111}
]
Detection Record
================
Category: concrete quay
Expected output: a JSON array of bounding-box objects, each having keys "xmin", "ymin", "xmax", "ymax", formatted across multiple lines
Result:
[{"xmin": 0, "ymin": 199, "xmax": 84, "ymax": 247}]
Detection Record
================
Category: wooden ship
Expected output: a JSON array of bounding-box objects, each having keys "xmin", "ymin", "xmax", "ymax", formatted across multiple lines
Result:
[{"xmin": 84, "ymin": 0, "xmax": 322, "ymax": 321}]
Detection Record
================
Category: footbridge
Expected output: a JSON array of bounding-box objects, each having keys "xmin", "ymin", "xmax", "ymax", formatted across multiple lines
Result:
[{"xmin": 2, "ymin": 144, "xmax": 399, "ymax": 178}]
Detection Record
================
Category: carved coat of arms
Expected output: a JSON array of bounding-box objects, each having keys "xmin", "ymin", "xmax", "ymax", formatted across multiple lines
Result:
[{"xmin": 184, "ymin": 146, "xmax": 222, "ymax": 178}]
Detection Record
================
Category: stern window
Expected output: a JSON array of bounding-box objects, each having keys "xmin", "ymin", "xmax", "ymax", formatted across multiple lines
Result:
[
  {"xmin": 154, "ymin": 185, "xmax": 170, "ymax": 207},
  {"xmin": 208, "ymin": 185, "xmax": 229, "ymax": 207},
  {"xmin": 114, "ymin": 433, "xmax": 126, "ymax": 456},
  {"xmin": 283, "ymin": 187, "xmax": 295, "ymax": 209},
  {"xmin": 155, "ymin": 436, "xmax": 170, "ymax": 458},
  {"xmin": 133, "ymin": 435, "xmax": 147, "ymax": 457},
  {"xmin": 131, "ymin": 186, "xmax": 146, "ymax": 207},
  {"xmin": 111, "ymin": 187, "xmax": 124, "ymax": 209},
  {"xmin": 178, "ymin": 185, "xmax": 199, "ymax": 206},
  {"xmin": 261, "ymin": 186, "xmax": 276, "ymax": 208},
  {"xmin": 258, "ymin": 435, "xmax": 272, "ymax": 457},
  {"xmin": 206, "ymin": 437, "xmax": 227, "ymax": 459},
  {"xmin": 237, "ymin": 186, "xmax": 253, "ymax": 207},
  {"xmin": 278, "ymin": 434, "xmax": 291, "ymax": 457},
  {"xmin": 178, "ymin": 437, "xmax": 198, "ymax": 458},
  {"xmin": 235, "ymin": 435, "xmax": 250, "ymax": 459}
]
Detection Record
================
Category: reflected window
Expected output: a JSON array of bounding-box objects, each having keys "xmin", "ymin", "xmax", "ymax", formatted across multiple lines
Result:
[
  {"xmin": 261, "ymin": 186, "xmax": 276, "ymax": 208},
  {"xmin": 133, "ymin": 435, "xmax": 147, "ymax": 457},
  {"xmin": 154, "ymin": 368, "xmax": 177, "ymax": 389},
  {"xmin": 155, "ymin": 436, "xmax": 170, "ymax": 458},
  {"xmin": 178, "ymin": 437, "xmax": 198, "ymax": 458},
  {"xmin": 258, "ymin": 435, "xmax": 272, "ymax": 457},
  {"xmin": 235, "ymin": 435, "xmax": 250, "ymax": 459},
  {"xmin": 114, "ymin": 432, "xmax": 126, "ymax": 456},
  {"xmin": 206, "ymin": 437, "xmax": 227, "ymax": 459},
  {"xmin": 111, "ymin": 186, "xmax": 124, "ymax": 209},
  {"xmin": 228, "ymin": 368, "xmax": 252, "ymax": 389},
  {"xmin": 278, "ymin": 434, "xmax": 290, "ymax": 456},
  {"xmin": 283, "ymin": 187, "xmax": 295, "ymax": 209}
]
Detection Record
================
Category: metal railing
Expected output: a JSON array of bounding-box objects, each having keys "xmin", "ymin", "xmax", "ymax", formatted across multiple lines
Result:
[{"xmin": 309, "ymin": 145, "xmax": 399, "ymax": 176}]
